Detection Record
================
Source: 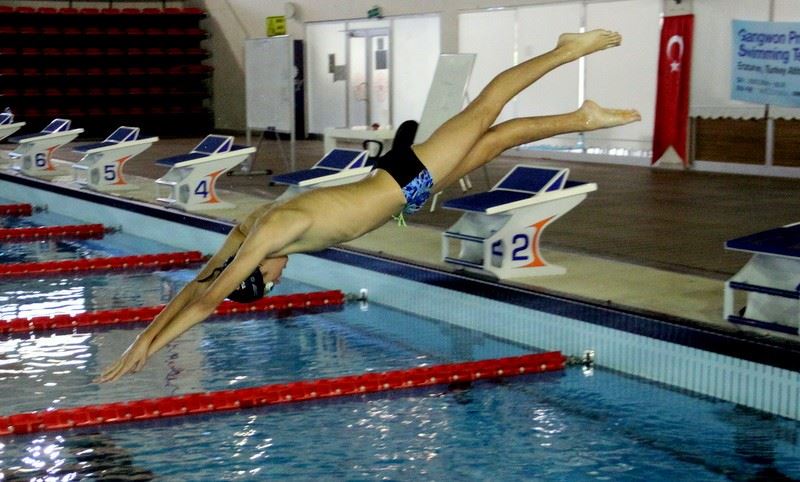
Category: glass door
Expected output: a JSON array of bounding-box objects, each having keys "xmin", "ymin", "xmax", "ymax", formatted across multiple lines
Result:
[{"xmin": 347, "ymin": 28, "xmax": 391, "ymax": 128}]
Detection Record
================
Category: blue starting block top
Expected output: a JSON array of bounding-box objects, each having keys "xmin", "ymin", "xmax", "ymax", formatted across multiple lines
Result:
[
  {"xmin": 443, "ymin": 190, "xmax": 531, "ymax": 212},
  {"xmin": 74, "ymin": 126, "xmax": 141, "ymax": 153},
  {"xmin": 272, "ymin": 148, "xmax": 369, "ymax": 186},
  {"xmin": 9, "ymin": 118, "xmax": 72, "ymax": 143},
  {"xmin": 155, "ymin": 134, "xmax": 237, "ymax": 167},
  {"xmin": 443, "ymin": 165, "xmax": 571, "ymax": 213},
  {"xmin": 726, "ymin": 223, "xmax": 800, "ymax": 258},
  {"xmin": 0, "ymin": 112, "xmax": 14, "ymax": 125}
]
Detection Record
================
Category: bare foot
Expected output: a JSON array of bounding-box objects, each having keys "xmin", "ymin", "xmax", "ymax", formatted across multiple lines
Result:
[
  {"xmin": 557, "ymin": 29, "xmax": 622, "ymax": 61},
  {"xmin": 579, "ymin": 100, "xmax": 641, "ymax": 130}
]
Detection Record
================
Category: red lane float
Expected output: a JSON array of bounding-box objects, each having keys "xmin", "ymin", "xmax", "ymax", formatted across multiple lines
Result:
[
  {"xmin": 0, "ymin": 251, "xmax": 206, "ymax": 277},
  {"xmin": 0, "ymin": 290, "xmax": 345, "ymax": 335},
  {"xmin": 0, "ymin": 204, "xmax": 33, "ymax": 217},
  {"xmin": 0, "ymin": 224, "xmax": 107, "ymax": 242},
  {"xmin": 0, "ymin": 351, "xmax": 566, "ymax": 437}
]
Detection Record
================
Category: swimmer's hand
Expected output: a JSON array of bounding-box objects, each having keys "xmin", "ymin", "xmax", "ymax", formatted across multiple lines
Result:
[{"xmin": 95, "ymin": 333, "xmax": 153, "ymax": 383}]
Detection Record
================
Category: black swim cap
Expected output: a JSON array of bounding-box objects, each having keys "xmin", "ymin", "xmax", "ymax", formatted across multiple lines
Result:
[{"xmin": 198, "ymin": 255, "xmax": 274, "ymax": 303}]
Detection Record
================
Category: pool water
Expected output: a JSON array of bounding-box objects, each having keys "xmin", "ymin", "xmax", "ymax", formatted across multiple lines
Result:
[{"xmin": 1, "ymin": 208, "xmax": 800, "ymax": 480}]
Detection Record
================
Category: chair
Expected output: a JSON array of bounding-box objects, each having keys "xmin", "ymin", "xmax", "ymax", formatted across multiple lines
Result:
[
  {"xmin": 441, "ymin": 164, "xmax": 597, "ymax": 279},
  {"xmin": 0, "ymin": 111, "xmax": 26, "ymax": 142},
  {"xmin": 724, "ymin": 223, "xmax": 800, "ymax": 335},
  {"xmin": 154, "ymin": 135, "xmax": 255, "ymax": 211},
  {"xmin": 72, "ymin": 127, "xmax": 159, "ymax": 192},
  {"xmin": 272, "ymin": 148, "xmax": 370, "ymax": 201},
  {"xmin": 8, "ymin": 118, "xmax": 84, "ymax": 173}
]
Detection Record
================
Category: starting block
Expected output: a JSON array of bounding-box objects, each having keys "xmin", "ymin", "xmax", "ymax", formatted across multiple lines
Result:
[
  {"xmin": 442, "ymin": 165, "xmax": 597, "ymax": 279},
  {"xmin": 724, "ymin": 222, "xmax": 800, "ymax": 335},
  {"xmin": 0, "ymin": 112, "xmax": 25, "ymax": 142},
  {"xmin": 8, "ymin": 118, "xmax": 84, "ymax": 174},
  {"xmin": 155, "ymin": 134, "xmax": 255, "ymax": 212},
  {"xmin": 72, "ymin": 126, "xmax": 159, "ymax": 192},
  {"xmin": 272, "ymin": 148, "xmax": 370, "ymax": 201}
]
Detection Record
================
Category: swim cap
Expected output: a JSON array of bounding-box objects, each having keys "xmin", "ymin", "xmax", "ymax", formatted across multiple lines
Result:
[{"xmin": 198, "ymin": 255, "xmax": 274, "ymax": 303}]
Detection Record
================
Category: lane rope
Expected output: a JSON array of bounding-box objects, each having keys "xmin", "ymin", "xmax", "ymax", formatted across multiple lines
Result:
[
  {"xmin": 0, "ymin": 290, "xmax": 345, "ymax": 335},
  {"xmin": 0, "ymin": 251, "xmax": 206, "ymax": 277},
  {"xmin": 0, "ymin": 224, "xmax": 107, "ymax": 242},
  {"xmin": 0, "ymin": 204, "xmax": 34, "ymax": 217},
  {"xmin": 0, "ymin": 351, "xmax": 566, "ymax": 437}
]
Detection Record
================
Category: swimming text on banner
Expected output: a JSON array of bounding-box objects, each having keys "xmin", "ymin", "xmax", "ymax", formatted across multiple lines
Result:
[{"xmin": 732, "ymin": 19, "xmax": 800, "ymax": 107}]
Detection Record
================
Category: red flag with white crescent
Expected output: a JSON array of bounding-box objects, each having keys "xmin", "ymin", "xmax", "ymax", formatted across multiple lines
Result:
[{"xmin": 652, "ymin": 14, "xmax": 694, "ymax": 166}]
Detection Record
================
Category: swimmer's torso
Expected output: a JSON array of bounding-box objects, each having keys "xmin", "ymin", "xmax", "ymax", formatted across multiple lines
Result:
[{"xmin": 242, "ymin": 170, "xmax": 407, "ymax": 255}]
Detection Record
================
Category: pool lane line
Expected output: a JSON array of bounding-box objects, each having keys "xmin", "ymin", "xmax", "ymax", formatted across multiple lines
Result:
[
  {"xmin": 0, "ymin": 290, "xmax": 346, "ymax": 335},
  {"xmin": 0, "ymin": 203, "xmax": 34, "ymax": 217},
  {"xmin": 0, "ymin": 351, "xmax": 566, "ymax": 437},
  {"xmin": 0, "ymin": 251, "xmax": 207, "ymax": 277},
  {"xmin": 0, "ymin": 223, "xmax": 108, "ymax": 242}
]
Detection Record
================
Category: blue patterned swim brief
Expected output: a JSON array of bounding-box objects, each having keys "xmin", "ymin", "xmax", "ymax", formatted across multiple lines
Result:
[{"xmin": 400, "ymin": 168, "xmax": 434, "ymax": 214}]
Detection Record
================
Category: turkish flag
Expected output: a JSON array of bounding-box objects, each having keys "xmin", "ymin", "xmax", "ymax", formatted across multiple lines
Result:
[{"xmin": 652, "ymin": 14, "xmax": 694, "ymax": 166}]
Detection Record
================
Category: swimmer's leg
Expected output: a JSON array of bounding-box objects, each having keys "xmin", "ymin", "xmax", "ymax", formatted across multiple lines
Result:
[
  {"xmin": 414, "ymin": 29, "xmax": 622, "ymax": 183},
  {"xmin": 434, "ymin": 100, "xmax": 640, "ymax": 190}
]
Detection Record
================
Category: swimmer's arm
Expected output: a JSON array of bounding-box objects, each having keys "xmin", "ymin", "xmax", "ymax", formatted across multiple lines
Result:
[
  {"xmin": 137, "ymin": 224, "xmax": 247, "ymax": 343},
  {"xmin": 145, "ymin": 210, "xmax": 313, "ymax": 357}
]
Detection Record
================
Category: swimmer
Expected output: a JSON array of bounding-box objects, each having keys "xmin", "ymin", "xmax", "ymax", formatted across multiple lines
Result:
[{"xmin": 98, "ymin": 29, "xmax": 640, "ymax": 382}]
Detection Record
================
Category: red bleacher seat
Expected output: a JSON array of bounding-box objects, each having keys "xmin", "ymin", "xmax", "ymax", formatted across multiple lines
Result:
[
  {"xmin": 106, "ymin": 48, "xmax": 124, "ymax": 57},
  {"xmin": 23, "ymin": 88, "xmax": 40, "ymax": 97},
  {"xmin": 15, "ymin": 7, "xmax": 35, "ymax": 14},
  {"xmin": 66, "ymin": 107, "xmax": 85, "ymax": 118},
  {"xmin": 79, "ymin": 8, "xmax": 100, "ymax": 15},
  {"xmin": 65, "ymin": 88, "xmax": 82, "ymax": 97},
  {"xmin": 0, "ymin": 48, "xmax": 16, "ymax": 56},
  {"xmin": 86, "ymin": 67, "xmax": 103, "ymax": 76},
  {"xmin": 0, "ymin": 6, "xmax": 12, "ymax": 14},
  {"xmin": 44, "ymin": 88, "xmax": 63, "ymax": 97},
  {"xmin": 0, "ymin": 26, "xmax": 16, "ymax": 35},
  {"xmin": 107, "ymin": 88, "xmax": 124, "ymax": 96},
  {"xmin": 147, "ymin": 67, "xmax": 165, "ymax": 76},
  {"xmin": 106, "ymin": 27, "xmax": 124, "ymax": 36},
  {"xmin": 127, "ymin": 48, "xmax": 144, "ymax": 57},
  {"xmin": 0, "ymin": 68, "xmax": 18, "ymax": 77},
  {"xmin": 44, "ymin": 68, "xmax": 62, "ymax": 77},
  {"xmin": 63, "ymin": 26, "xmax": 82, "ymax": 36},
  {"xmin": 106, "ymin": 67, "xmax": 124, "ymax": 76},
  {"xmin": 142, "ymin": 8, "xmax": 162, "ymax": 15},
  {"xmin": 19, "ymin": 27, "xmax": 38, "ymax": 36},
  {"xmin": 1, "ymin": 88, "xmax": 19, "ymax": 97},
  {"xmin": 37, "ymin": 7, "xmax": 57, "ymax": 14},
  {"xmin": 87, "ymin": 107, "xmax": 105, "ymax": 117},
  {"xmin": 182, "ymin": 8, "xmax": 206, "ymax": 16},
  {"xmin": 121, "ymin": 8, "xmax": 141, "ymax": 15},
  {"xmin": 21, "ymin": 48, "xmax": 39, "ymax": 57},
  {"xmin": 42, "ymin": 48, "xmax": 60, "ymax": 57},
  {"xmin": 84, "ymin": 48, "xmax": 103, "ymax": 57},
  {"xmin": 85, "ymin": 27, "xmax": 104, "ymax": 36},
  {"xmin": 22, "ymin": 68, "xmax": 39, "ymax": 77},
  {"xmin": 146, "ymin": 27, "xmax": 165, "ymax": 36},
  {"xmin": 63, "ymin": 48, "xmax": 82, "ymax": 57},
  {"xmin": 126, "ymin": 27, "xmax": 145, "ymax": 36},
  {"xmin": 41, "ymin": 26, "xmax": 60, "ymax": 36},
  {"xmin": 163, "ymin": 8, "xmax": 182, "ymax": 15},
  {"xmin": 65, "ymin": 68, "xmax": 82, "ymax": 76},
  {"xmin": 87, "ymin": 88, "xmax": 104, "ymax": 97},
  {"xmin": 101, "ymin": 8, "xmax": 121, "ymax": 15},
  {"xmin": 146, "ymin": 48, "xmax": 165, "ymax": 56},
  {"xmin": 59, "ymin": 8, "xmax": 79, "ymax": 15}
]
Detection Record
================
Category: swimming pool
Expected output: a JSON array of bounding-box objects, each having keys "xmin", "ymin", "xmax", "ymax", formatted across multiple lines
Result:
[{"xmin": 1, "ymin": 175, "xmax": 800, "ymax": 480}]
